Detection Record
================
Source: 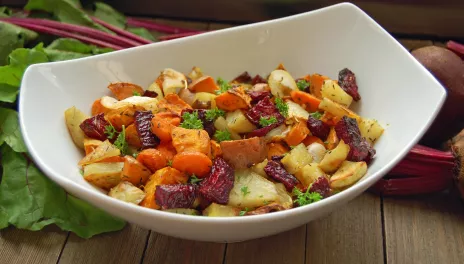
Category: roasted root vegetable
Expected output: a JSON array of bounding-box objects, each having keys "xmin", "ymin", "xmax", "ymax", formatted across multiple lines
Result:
[
  {"xmin": 136, "ymin": 149, "xmax": 168, "ymax": 172},
  {"xmin": 171, "ymin": 126, "xmax": 211, "ymax": 156},
  {"xmin": 330, "ymin": 161, "xmax": 367, "ymax": 189},
  {"xmin": 151, "ymin": 112, "xmax": 181, "ymax": 142},
  {"xmin": 228, "ymin": 170, "xmax": 279, "ymax": 208},
  {"xmin": 290, "ymin": 91, "xmax": 321, "ymax": 113},
  {"xmin": 319, "ymin": 140, "xmax": 350, "ymax": 173},
  {"xmin": 199, "ymin": 157, "xmax": 235, "ymax": 204},
  {"xmin": 203, "ymin": 203, "xmax": 241, "ymax": 217},
  {"xmin": 295, "ymin": 163, "xmax": 326, "ymax": 188},
  {"xmin": 220, "ymin": 137, "xmax": 267, "ymax": 169},
  {"xmin": 108, "ymin": 82, "xmax": 144, "ymax": 100},
  {"xmin": 83, "ymin": 162, "xmax": 124, "ymax": 190},
  {"xmin": 268, "ymin": 69, "xmax": 298, "ymax": 97},
  {"xmin": 65, "ymin": 106, "xmax": 89, "ymax": 149},
  {"xmin": 188, "ymin": 76, "xmax": 218, "ymax": 93},
  {"xmin": 309, "ymin": 74, "xmax": 329, "ymax": 99},
  {"xmin": 172, "ymin": 152, "xmax": 213, "ymax": 177},
  {"xmin": 281, "ymin": 143, "xmax": 313, "ymax": 175},
  {"xmin": 215, "ymin": 86, "xmax": 251, "ymax": 111},
  {"xmin": 321, "ymin": 79, "xmax": 353, "ymax": 107},
  {"xmin": 122, "ymin": 155, "xmax": 152, "ymax": 186},
  {"xmin": 79, "ymin": 140, "xmax": 121, "ymax": 166},
  {"xmin": 109, "ymin": 181, "xmax": 146, "ymax": 204},
  {"xmin": 226, "ymin": 109, "xmax": 257, "ymax": 134},
  {"xmin": 285, "ymin": 121, "xmax": 310, "ymax": 146}
]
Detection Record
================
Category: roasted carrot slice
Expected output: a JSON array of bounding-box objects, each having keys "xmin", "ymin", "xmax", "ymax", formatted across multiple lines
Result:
[
  {"xmin": 267, "ymin": 142, "xmax": 290, "ymax": 160},
  {"xmin": 125, "ymin": 124, "xmax": 142, "ymax": 149},
  {"xmin": 320, "ymin": 111, "xmax": 341, "ymax": 126},
  {"xmin": 285, "ymin": 121, "xmax": 310, "ymax": 146},
  {"xmin": 151, "ymin": 112, "xmax": 181, "ymax": 142},
  {"xmin": 172, "ymin": 152, "xmax": 212, "ymax": 178},
  {"xmin": 156, "ymin": 141, "xmax": 177, "ymax": 162},
  {"xmin": 325, "ymin": 127, "xmax": 339, "ymax": 150},
  {"xmin": 310, "ymin": 74, "xmax": 329, "ymax": 99},
  {"xmin": 136, "ymin": 149, "xmax": 168, "ymax": 172},
  {"xmin": 302, "ymin": 135, "xmax": 324, "ymax": 146},
  {"xmin": 108, "ymin": 82, "xmax": 144, "ymax": 100},
  {"xmin": 122, "ymin": 155, "xmax": 152, "ymax": 186},
  {"xmin": 215, "ymin": 86, "xmax": 251, "ymax": 111},
  {"xmin": 106, "ymin": 106, "xmax": 141, "ymax": 131},
  {"xmin": 290, "ymin": 91, "xmax": 321, "ymax": 113},
  {"xmin": 188, "ymin": 76, "xmax": 218, "ymax": 93}
]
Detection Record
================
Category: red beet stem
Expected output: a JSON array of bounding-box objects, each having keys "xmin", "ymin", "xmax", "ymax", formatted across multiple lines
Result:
[
  {"xmin": 409, "ymin": 144, "xmax": 454, "ymax": 161},
  {"xmin": 447, "ymin": 41, "xmax": 464, "ymax": 57},
  {"xmin": 91, "ymin": 17, "xmax": 153, "ymax": 45},
  {"xmin": 371, "ymin": 176, "xmax": 452, "ymax": 196},
  {"xmin": 1, "ymin": 20, "xmax": 124, "ymax": 50},
  {"xmin": 0, "ymin": 17, "xmax": 137, "ymax": 48},
  {"xmin": 126, "ymin": 17, "xmax": 200, "ymax": 34},
  {"xmin": 158, "ymin": 31, "xmax": 207, "ymax": 41}
]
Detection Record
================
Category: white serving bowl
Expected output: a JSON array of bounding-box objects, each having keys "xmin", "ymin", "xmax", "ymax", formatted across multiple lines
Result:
[{"xmin": 19, "ymin": 3, "xmax": 445, "ymax": 242}]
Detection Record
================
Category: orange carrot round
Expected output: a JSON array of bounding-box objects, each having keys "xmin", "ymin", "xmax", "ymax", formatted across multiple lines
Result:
[
  {"xmin": 302, "ymin": 135, "xmax": 324, "ymax": 146},
  {"xmin": 151, "ymin": 112, "xmax": 181, "ymax": 142},
  {"xmin": 285, "ymin": 121, "xmax": 310, "ymax": 146},
  {"xmin": 290, "ymin": 91, "xmax": 321, "ymax": 113},
  {"xmin": 172, "ymin": 152, "xmax": 212, "ymax": 178}
]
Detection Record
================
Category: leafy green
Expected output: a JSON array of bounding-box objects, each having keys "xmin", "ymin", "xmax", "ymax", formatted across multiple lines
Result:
[
  {"xmin": 180, "ymin": 111, "xmax": 203, "ymax": 129},
  {"xmin": 0, "ymin": 108, "xmax": 27, "ymax": 152},
  {"xmin": 47, "ymin": 38, "xmax": 113, "ymax": 55},
  {"xmin": 214, "ymin": 130, "xmax": 231, "ymax": 142},
  {"xmin": 92, "ymin": 2, "xmax": 126, "ymax": 29},
  {"xmin": 216, "ymin": 77, "xmax": 231, "ymax": 94},
  {"xmin": 205, "ymin": 108, "xmax": 225, "ymax": 121},
  {"xmin": 292, "ymin": 187, "xmax": 322, "ymax": 206},
  {"xmin": 0, "ymin": 7, "xmax": 12, "ymax": 17},
  {"xmin": 44, "ymin": 49, "xmax": 90, "ymax": 61},
  {"xmin": 274, "ymin": 97, "xmax": 288, "ymax": 117},
  {"xmin": 127, "ymin": 27, "xmax": 157, "ymax": 42},
  {"xmin": 0, "ymin": 145, "xmax": 125, "ymax": 238},
  {"xmin": 296, "ymin": 79, "xmax": 310, "ymax": 91},
  {"xmin": 259, "ymin": 116, "xmax": 278, "ymax": 127},
  {"xmin": 0, "ymin": 21, "xmax": 38, "ymax": 66},
  {"xmin": 310, "ymin": 112, "xmax": 322, "ymax": 120},
  {"xmin": 114, "ymin": 125, "xmax": 128, "ymax": 155}
]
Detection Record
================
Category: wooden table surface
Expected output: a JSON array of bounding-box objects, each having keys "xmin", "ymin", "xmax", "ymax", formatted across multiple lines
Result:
[{"xmin": 1, "ymin": 19, "xmax": 464, "ymax": 264}]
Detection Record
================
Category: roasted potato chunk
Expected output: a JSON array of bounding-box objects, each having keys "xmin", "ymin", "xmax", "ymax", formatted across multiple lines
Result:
[
  {"xmin": 321, "ymin": 79, "xmax": 353, "ymax": 107},
  {"xmin": 203, "ymin": 203, "xmax": 241, "ymax": 217},
  {"xmin": 64, "ymin": 106, "xmax": 89, "ymax": 149},
  {"xmin": 78, "ymin": 140, "xmax": 121, "ymax": 166},
  {"xmin": 281, "ymin": 143, "xmax": 313, "ymax": 174},
  {"xmin": 109, "ymin": 181, "xmax": 145, "ymax": 204},
  {"xmin": 83, "ymin": 162, "xmax": 124, "ymax": 190},
  {"xmin": 228, "ymin": 170, "xmax": 279, "ymax": 208},
  {"xmin": 330, "ymin": 161, "xmax": 367, "ymax": 189},
  {"xmin": 358, "ymin": 118, "xmax": 384, "ymax": 145},
  {"xmin": 319, "ymin": 140, "xmax": 350, "ymax": 173}
]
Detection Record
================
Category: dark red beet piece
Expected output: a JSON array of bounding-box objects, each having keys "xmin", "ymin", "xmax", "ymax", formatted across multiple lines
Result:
[
  {"xmin": 246, "ymin": 96, "xmax": 284, "ymax": 127},
  {"xmin": 247, "ymin": 90, "xmax": 271, "ymax": 104},
  {"xmin": 271, "ymin": 155, "xmax": 284, "ymax": 162},
  {"xmin": 199, "ymin": 157, "xmax": 235, "ymax": 205},
  {"xmin": 79, "ymin": 113, "xmax": 109, "ymax": 141},
  {"xmin": 247, "ymin": 124, "xmax": 278, "ymax": 137},
  {"xmin": 335, "ymin": 116, "xmax": 375, "ymax": 162},
  {"xmin": 134, "ymin": 110, "xmax": 159, "ymax": 149},
  {"xmin": 251, "ymin": 74, "xmax": 267, "ymax": 85},
  {"xmin": 143, "ymin": 90, "xmax": 158, "ymax": 98},
  {"xmin": 233, "ymin": 71, "xmax": 252, "ymax": 83},
  {"xmin": 264, "ymin": 160, "xmax": 299, "ymax": 192},
  {"xmin": 155, "ymin": 184, "xmax": 197, "ymax": 209},
  {"xmin": 309, "ymin": 176, "xmax": 331, "ymax": 198},
  {"xmin": 338, "ymin": 68, "xmax": 361, "ymax": 101},
  {"xmin": 307, "ymin": 116, "xmax": 330, "ymax": 140},
  {"xmin": 181, "ymin": 109, "xmax": 215, "ymax": 138}
]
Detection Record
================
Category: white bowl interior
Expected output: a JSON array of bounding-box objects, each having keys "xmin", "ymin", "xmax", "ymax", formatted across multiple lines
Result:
[{"xmin": 19, "ymin": 3, "xmax": 445, "ymax": 242}]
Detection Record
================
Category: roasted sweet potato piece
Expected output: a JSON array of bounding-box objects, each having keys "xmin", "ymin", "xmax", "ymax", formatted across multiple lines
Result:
[
  {"xmin": 267, "ymin": 142, "xmax": 289, "ymax": 160},
  {"xmin": 150, "ymin": 112, "xmax": 181, "ymax": 142},
  {"xmin": 172, "ymin": 152, "xmax": 212, "ymax": 178},
  {"xmin": 91, "ymin": 99, "xmax": 111, "ymax": 116},
  {"xmin": 285, "ymin": 121, "xmax": 310, "ymax": 146},
  {"xmin": 220, "ymin": 137, "xmax": 267, "ymax": 169},
  {"xmin": 156, "ymin": 141, "xmax": 177, "ymax": 161},
  {"xmin": 106, "ymin": 105, "xmax": 142, "ymax": 131},
  {"xmin": 136, "ymin": 149, "xmax": 168, "ymax": 172},
  {"xmin": 302, "ymin": 135, "xmax": 324, "ymax": 146},
  {"xmin": 210, "ymin": 140, "xmax": 222, "ymax": 158},
  {"xmin": 108, "ymin": 82, "xmax": 144, "ymax": 100},
  {"xmin": 325, "ymin": 127, "xmax": 339, "ymax": 150},
  {"xmin": 309, "ymin": 74, "xmax": 329, "ymax": 99},
  {"xmin": 171, "ymin": 126, "xmax": 211, "ymax": 156},
  {"xmin": 215, "ymin": 86, "xmax": 251, "ymax": 111},
  {"xmin": 125, "ymin": 124, "xmax": 142, "ymax": 149},
  {"xmin": 83, "ymin": 138, "xmax": 103, "ymax": 155},
  {"xmin": 188, "ymin": 76, "xmax": 218, "ymax": 93},
  {"xmin": 122, "ymin": 156, "xmax": 152, "ymax": 186},
  {"xmin": 157, "ymin": 94, "xmax": 192, "ymax": 115},
  {"xmin": 290, "ymin": 91, "xmax": 321, "ymax": 112}
]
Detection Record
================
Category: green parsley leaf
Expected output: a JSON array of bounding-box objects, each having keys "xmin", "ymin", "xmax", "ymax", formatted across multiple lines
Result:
[
  {"xmin": 180, "ymin": 111, "xmax": 203, "ymax": 129},
  {"xmin": 241, "ymin": 186, "xmax": 250, "ymax": 196},
  {"xmin": 205, "ymin": 108, "xmax": 225, "ymax": 121},
  {"xmin": 216, "ymin": 77, "xmax": 231, "ymax": 94},
  {"xmin": 259, "ymin": 116, "xmax": 278, "ymax": 127},
  {"xmin": 239, "ymin": 207, "xmax": 250, "ymax": 216},
  {"xmin": 190, "ymin": 174, "xmax": 203, "ymax": 184},
  {"xmin": 167, "ymin": 160, "xmax": 173, "ymax": 167},
  {"xmin": 132, "ymin": 152, "xmax": 139, "ymax": 158},
  {"xmin": 104, "ymin": 124, "xmax": 117, "ymax": 139},
  {"xmin": 113, "ymin": 125, "xmax": 128, "ymax": 155},
  {"xmin": 214, "ymin": 130, "xmax": 231, "ymax": 142},
  {"xmin": 274, "ymin": 97, "xmax": 288, "ymax": 117},
  {"xmin": 296, "ymin": 79, "xmax": 310, "ymax": 91},
  {"xmin": 310, "ymin": 112, "xmax": 322, "ymax": 120},
  {"xmin": 132, "ymin": 91, "xmax": 141, "ymax": 96},
  {"xmin": 292, "ymin": 187, "xmax": 322, "ymax": 206}
]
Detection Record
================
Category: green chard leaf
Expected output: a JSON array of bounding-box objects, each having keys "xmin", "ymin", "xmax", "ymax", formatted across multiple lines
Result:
[
  {"xmin": 47, "ymin": 38, "xmax": 114, "ymax": 56},
  {"xmin": 127, "ymin": 27, "xmax": 157, "ymax": 41},
  {"xmin": 92, "ymin": 2, "xmax": 126, "ymax": 29},
  {"xmin": 0, "ymin": 7, "xmax": 13, "ymax": 17},
  {"xmin": 0, "ymin": 145, "xmax": 126, "ymax": 238},
  {"xmin": 0, "ymin": 108, "xmax": 27, "ymax": 152},
  {"xmin": 44, "ymin": 49, "xmax": 90, "ymax": 61},
  {"xmin": 0, "ymin": 21, "xmax": 38, "ymax": 66}
]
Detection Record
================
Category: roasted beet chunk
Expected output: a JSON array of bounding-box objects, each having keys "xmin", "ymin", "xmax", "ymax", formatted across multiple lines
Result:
[
  {"xmin": 143, "ymin": 90, "xmax": 158, "ymax": 98},
  {"xmin": 307, "ymin": 116, "xmax": 330, "ymax": 140},
  {"xmin": 335, "ymin": 116, "xmax": 375, "ymax": 162},
  {"xmin": 338, "ymin": 68, "xmax": 361, "ymax": 101},
  {"xmin": 251, "ymin": 74, "xmax": 267, "ymax": 85},
  {"xmin": 264, "ymin": 160, "xmax": 299, "ymax": 191},
  {"xmin": 199, "ymin": 157, "xmax": 235, "ymax": 204},
  {"xmin": 246, "ymin": 97, "xmax": 284, "ymax": 127},
  {"xmin": 155, "ymin": 184, "xmax": 197, "ymax": 210},
  {"xmin": 248, "ymin": 90, "xmax": 271, "ymax": 104},
  {"xmin": 233, "ymin": 71, "xmax": 252, "ymax": 83},
  {"xmin": 79, "ymin": 113, "xmax": 109, "ymax": 141},
  {"xmin": 309, "ymin": 176, "xmax": 331, "ymax": 198},
  {"xmin": 134, "ymin": 110, "xmax": 159, "ymax": 149},
  {"xmin": 181, "ymin": 109, "xmax": 215, "ymax": 138}
]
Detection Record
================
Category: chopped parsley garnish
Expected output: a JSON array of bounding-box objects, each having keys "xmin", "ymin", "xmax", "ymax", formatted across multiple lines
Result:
[
  {"xmin": 216, "ymin": 77, "xmax": 232, "ymax": 94},
  {"xmin": 296, "ymin": 79, "xmax": 310, "ymax": 91},
  {"xmin": 274, "ymin": 97, "xmax": 288, "ymax": 117},
  {"xmin": 180, "ymin": 111, "xmax": 203, "ymax": 129},
  {"xmin": 132, "ymin": 152, "xmax": 139, "ymax": 158},
  {"xmin": 167, "ymin": 160, "xmax": 173, "ymax": 167},
  {"xmin": 259, "ymin": 116, "xmax": 278, "ymax": 127},
  {"xmin": 310, "ymin": 111, "xmax": 322, "ymax": 120},
  {"xmin": 79, "ymin": 169, "xmax": 84, "ymax": 176},
  {"xmin": 114, "ymin": 125, "xmax": 128, "ymax": 155},
  {"xmin": 104, "ymin": 124, "xmax": 117, "ymax": 139},
  {"xmin": 239, "ymin": 207, "xmax": 250, "ymax": 216},
  {"xmin": 241, "ymin": 186, "xmax": 250, "ymax": 196},
  {"xmin": 190, "ymin": 174, "xmax": 203, "ymax": 184},
  {"xmin": 214, "ymin": 130, "xmax": 231, "ymax": 142},
  {"xmin": 293, "ymin": 187, "xmax": 322, "ymax": 206},
  {"xmin": 205, "ymin": 108, "xmax": 225, "ymax": 121},
  {"xmin": 132, "ymin": 91, "xmax": 141, "ymax": 96}
]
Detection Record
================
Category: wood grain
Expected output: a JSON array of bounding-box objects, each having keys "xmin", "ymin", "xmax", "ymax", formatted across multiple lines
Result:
[
  {"xmin": 142, "ymin": 232, "xmax": 226, "ymax": 264},
  {"xmin": 384, "ymin": 189, "xmax": 464, "ymax": 264},
  {"xmin": 225, "ymin": 225, "xmax": 306, "ymax": 264},
  {"xmin": 0, "ymin": 226, "xmax": 68, "ymax": 264},
  {"xmin": 58, "ymin": 224, "xmax": 149, "ymax": 264},
  {"xmin": 306, "ymin": 193, "xmax": 384, "ymax": 264}
]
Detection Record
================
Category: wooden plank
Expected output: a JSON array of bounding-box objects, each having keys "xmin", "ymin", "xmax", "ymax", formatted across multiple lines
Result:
[
  {"xmin": 397, "ymin": 39, "xmax": 433, "ymax": 52},
  {"xmin": 225, "ymin": 225, "xmax": 306, "ymax": 264},
  {"xmin": 142, "ymin": 232, "xmax": 226, "ymax": 264},
  {"xmin": 59, "ymin": 224, "xmax": 149, "ymax": 264},
  {"xmin": 306, "ymin": 193, "xmax": 384, "ymax": 264},
  {"xmin": 0, "ymin": 226, "xmax": 68, "ymax": 264},
  {"xmin": 384, "ymin": 189, "xmax": 464, "ymax": 264}
]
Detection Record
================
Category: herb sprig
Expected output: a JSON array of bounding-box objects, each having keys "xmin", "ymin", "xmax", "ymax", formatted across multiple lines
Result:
[
  {"xmin": 292, "ymin": 187, "xmax": 322, "ymax": 206},
  {"xmin": 216, "ymin": 77, "xmax": 231, "ymax": 94},
  {"xmin": 180, "ymin": 111, "xmax": 203, "ymax": 129},
  {"xmin": 113, "ymin": 125, "xmax": 128, "ymax": 155},
  {"xmin": 214, "ymin": 130, "xmax": 231, "ymax": 142},
  {"xmin": 274, "ymin": 97, "xmax": 288, "ymax": 117},
  {"xmin": 205, "ymin": 108, "xmax": 225, "ymax": 121},
  {"xmin": 296, "ymin": 79, "xmax": 310, "ymax": 91},
  {"xmin": 259, "ymin": 116, "xmax": 278, "ymax": 127}
]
